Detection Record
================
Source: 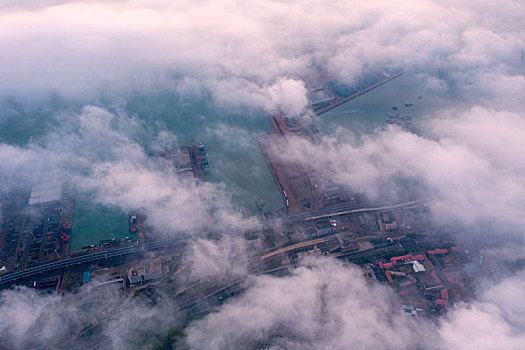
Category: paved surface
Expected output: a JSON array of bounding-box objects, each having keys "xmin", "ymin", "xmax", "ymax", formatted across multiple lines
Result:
[
  {"xmin": 0, "ymin": 237, "xmax": 186, "ymax": 286},
  {"xmin": 272, "ymin": 199, "xmax": 425, "ymax": 224}
]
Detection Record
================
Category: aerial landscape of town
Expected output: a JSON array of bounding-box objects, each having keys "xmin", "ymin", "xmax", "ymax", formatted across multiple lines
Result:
[{"xmin": 0, "ymin": 1, "xmax": 524, "ymax": 349}]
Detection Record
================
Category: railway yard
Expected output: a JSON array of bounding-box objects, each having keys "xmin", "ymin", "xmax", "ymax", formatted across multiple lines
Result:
[{"xmin": 0, "ymin": 179, "xmax": 479, "ymax": 347}]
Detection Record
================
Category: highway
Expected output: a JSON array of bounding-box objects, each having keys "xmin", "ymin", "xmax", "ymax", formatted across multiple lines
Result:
[
  {"xmin": 269, "ymin": 198, "xmax": 425, "ymax": 224},
  {"xmin": 0, "ymin": 237, "xmax": 187, "ymax": 286},
  {"xmin": 0, "ymin": 199, "xmax": 425, "ymax": 287}
]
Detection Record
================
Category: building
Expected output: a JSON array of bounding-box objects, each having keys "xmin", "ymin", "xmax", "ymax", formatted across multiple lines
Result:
[
  {"xmin": 29, "ymin": 183, "xmax": 62, "ymax": 205},
  {"xmin": 315, "ymin": 224, "xmax": 337, "ymax": 237},
  {"xmin": 127, "ymin": 259, "xmax": 163, "ymax": 287},
  {"xmin": 412, "ymin": 260, "xmax": 426, "ymax": 273}
]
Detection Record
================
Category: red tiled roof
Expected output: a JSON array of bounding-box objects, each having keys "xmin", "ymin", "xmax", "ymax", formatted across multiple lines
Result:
[
  {"xmin": 385, "ymin": 271, "xmax": 394, "ymax": 284},
  {"xmin": 391, "ymin": 254, "xmax": 413, "ymax": 263},
  {"xmin": 428, "ymin": 248, "xmax": 448, "ymax": 255},
  {"xmin": 441, "ymin": 289, "xmax": 449, "ymax": 300}
]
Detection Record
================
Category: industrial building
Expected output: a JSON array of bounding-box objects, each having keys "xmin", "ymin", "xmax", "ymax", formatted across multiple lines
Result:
[
  {"xmin": 0, "ymin": 183, "xmax": 73, "ymax": 276},
  {"xmin": 127, "ymin": 258, "xmax": 163, "ymax": 287}
]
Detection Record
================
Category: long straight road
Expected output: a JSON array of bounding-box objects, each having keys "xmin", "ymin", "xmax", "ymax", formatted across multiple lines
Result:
[
  {"xmin": 269, "ymin": 199, "xmax": 425, "ymax": 224},
  {"xmin": 0, "ymin": 237, "xmax": 187, "ymax": 286}
]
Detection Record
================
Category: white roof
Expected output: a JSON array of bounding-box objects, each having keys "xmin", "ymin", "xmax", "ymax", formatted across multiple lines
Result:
[
  {"xmin": 412, "ymin": 260, "xmax": 426, "ymax": 273},
  {"xmin": 29, "ymin": 184, "xmax": 62, "ymax": 205}
]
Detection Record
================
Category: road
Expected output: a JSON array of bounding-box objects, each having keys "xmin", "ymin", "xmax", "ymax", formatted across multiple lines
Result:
[
  {"xmin": 269, "ymin": 199, "xmax": 425, "ymax": 224},
  {"xmin": 0, "ymin": 237, "xmax": 187, "ymax": 286},
  {"xmin": 259, "ymin": 238, "xmax": 325, "ymax": 260},
  {"xmin": 0, "ymin": 199, "xmax": 425, "ymax": 287}
]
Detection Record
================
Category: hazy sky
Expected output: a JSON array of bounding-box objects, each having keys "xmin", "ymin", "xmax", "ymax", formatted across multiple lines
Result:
[{"xmin": 0, "ymin": 0, "xmax": 524, "ymax": 349}]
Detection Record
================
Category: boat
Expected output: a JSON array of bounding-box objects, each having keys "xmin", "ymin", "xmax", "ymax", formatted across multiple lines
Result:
[
  {"xmin": 129, "ymin": 213, "xmax": 137, "ymax": 233},
  {"xmin": 197, "ymin": 143, "xmax": 209, "ymax": 171}
]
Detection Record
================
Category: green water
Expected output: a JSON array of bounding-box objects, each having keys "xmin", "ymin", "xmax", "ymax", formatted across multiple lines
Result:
[
  {"xmin": 70, "ymin": 199, "xmax": 133, "ymax": 251},
  {"xmin": 2, "ymin": 73, "xmax": 456, "ymax": 250},
  {"xmin": 314, "ymin": 73, "xmax": 456, "ymax": 134},
  {"xmin": 123, "ymin": 93, "xmax": 284, "ymax": 216},
  {"xmin": 71, "ymin": 95, "xmax": 285, "ymax": 249}
]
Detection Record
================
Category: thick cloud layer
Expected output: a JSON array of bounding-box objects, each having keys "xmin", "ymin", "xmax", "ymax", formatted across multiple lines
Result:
[
  {"xmin": 185, "ymin": 235, "xmax": 249, "ymax": 281},
  {"xmin": 277, "ymin": 107, "xmax": 525, "ymax": 240},
  {"xmin": 185, "ymin": 257, "xmax": 430, "ymax": 350},
  {"xmin": 438, "ymin": 271, "xmax": 525, "ymax": 349},
  {"xmin": 185, "ymin": 257, "xmax": 525, "ymax": 350},
  {"xmin": 1, "ymin": 0, "xmax": 524, "ymax": 113},
  {"xmin": 1, "ymin": 0, "xmax": 525, "ymax": 349},
  {"xmin": 0, "ymin": 105, "xmax": 245, "ymax": 234},
  {"xmin": 0, "ymin": 283, "xmax": 179, "ymax": 349}
]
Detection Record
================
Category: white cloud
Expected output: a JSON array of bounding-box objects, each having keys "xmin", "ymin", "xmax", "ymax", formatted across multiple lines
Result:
[
  {"xmin": 439, "ymin": 272, "xmax": 525, "ymax": 350},
  {"xmin": 0, "ymin": 283, "xmax": 179, "ymax": 349},
  {"xmin": 185, "ymin": 235, "xmax": 249, "ymax": 280},
  {"xmin": 185, "ymin": 257, "xmax": 432, "ymax": 349},
  {"xmin": 0, "ymin": 0, "xmax": 523, "ymax": 112},
  {"xmin": 186, "ymin": 258, "xmax": 525, "ymax": 350},
  {"xmin": 277, "ymin": 107, "xmax": 525, "ymax": 236},
  {"xmin": 0, "ymin": 105, "xmax": 245, "ymax": 235},
  {"xmin": 0, "ymin": 1, "xmax": 524, "ymax": 348}
]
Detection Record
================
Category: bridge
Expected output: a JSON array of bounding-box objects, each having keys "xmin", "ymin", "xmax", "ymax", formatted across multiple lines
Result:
[
  {"xmin": 0, "ymin": 237, "xmax": 187, "ymax": 287},
  {"xmin": 269, "ymin": 198, "xmax": 425, "ymax": 224}
]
